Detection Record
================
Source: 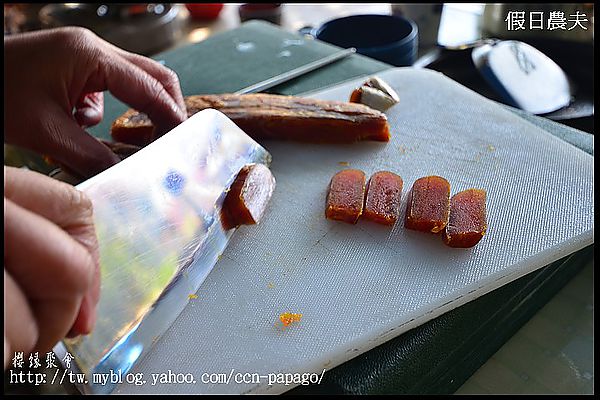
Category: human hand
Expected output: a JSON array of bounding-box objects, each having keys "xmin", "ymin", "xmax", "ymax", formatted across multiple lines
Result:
[
  {"xmin": 4, "ymin": 26, "xmax": 187, "ymax": 178},
  {"xmin": 4, "ymin": 166, "xmax": 100, "ymax": 368}
]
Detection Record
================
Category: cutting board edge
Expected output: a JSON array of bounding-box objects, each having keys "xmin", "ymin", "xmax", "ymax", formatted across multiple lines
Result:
[{"xmin": 244, "ymin": 229, "xmax": 594, "ymax": 394}]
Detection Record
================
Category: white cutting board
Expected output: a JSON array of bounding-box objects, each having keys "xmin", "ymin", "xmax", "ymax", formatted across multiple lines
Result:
[{"xmin": 118, "ymin": 68, "xmax": 594, "ymax": 394}]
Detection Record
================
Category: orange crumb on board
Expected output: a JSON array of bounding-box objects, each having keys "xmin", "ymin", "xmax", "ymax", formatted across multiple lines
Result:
[
  {"xmin": 279, "ymin": 312, "xmax": 302, "ymax": 327},
  {"xmin": 267, "ymin": 282, "xmax": 275, "ymax": 289},
  {"xmin": 338, "ymin": 161, "xmax": 350, "ymax": 166},
  {"xmin": 188, "ymin": 294, "xmax": 199, "ymax": 300}
]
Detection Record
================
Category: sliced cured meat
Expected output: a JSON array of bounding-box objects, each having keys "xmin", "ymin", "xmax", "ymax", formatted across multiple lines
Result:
[
  {"xmin": 325, "ymin": 169, "xmax": 366, "ymax": 224},
  {"xmin": 110, "ymin": 110, "xmax": 157, "ymax": 147},
  {"xmin": 221, "ymin": 163, "xmax": 276, "ymax": 230},
  {"xmin": 363, "ymin": 171, "xmax": 403, "ymax": 225},
  {"xmin": 443, "ymin": 189, "xmax": 487, "ymax": 248},
  {"xmin": 404, "ymin": 176, "xmax": 450, "ymax": 233}
]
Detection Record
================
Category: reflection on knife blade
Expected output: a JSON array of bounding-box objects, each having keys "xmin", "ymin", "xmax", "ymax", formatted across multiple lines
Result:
[{"xmin": 56, "ymin": 110, "xmax": 273, "ymax": 394}]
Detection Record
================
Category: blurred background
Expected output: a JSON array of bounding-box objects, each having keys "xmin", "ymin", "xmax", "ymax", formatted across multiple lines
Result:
[{"xmin": 3, "ymin": 3, "xmax": 594, "ymax": 395}]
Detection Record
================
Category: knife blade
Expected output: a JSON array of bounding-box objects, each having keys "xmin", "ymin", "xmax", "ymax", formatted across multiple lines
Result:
[
  {"xmin": 53, "ymin": 109, "xmax": 272, "ymax": 394},
  {"xmin": 234, "ymin": 47, "xmax": 356, "ymax": 94}
]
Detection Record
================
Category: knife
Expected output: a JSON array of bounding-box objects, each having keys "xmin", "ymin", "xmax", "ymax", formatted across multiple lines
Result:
[
  {"xmin": 234, "ymin": 47, "xmax": 356, "ymax": 94},
  {"xmin": 53, "ymin": 109, "xmax": 272, "ymax": 394}
]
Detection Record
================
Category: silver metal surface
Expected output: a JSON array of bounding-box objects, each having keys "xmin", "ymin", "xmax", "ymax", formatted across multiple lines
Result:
[
  {"xmin": 39, "ymin": 3, "xmax": 186, "ymax": 55},
  {"xmin": 54, "ymin": 109, "xmax": 271, "ymax": 394},
  {"xmin": 234, "ymin": 47, "xmax": 356, "ymax": 94},
  {"xmin": 443, "ymin": 37, "xmax": 499, "ymax": 51}
]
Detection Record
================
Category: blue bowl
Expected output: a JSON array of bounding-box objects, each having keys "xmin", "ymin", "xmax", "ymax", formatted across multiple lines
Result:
[{"xmin": 314, "ymin": 14, "xmax": 418, "ymax": 67}]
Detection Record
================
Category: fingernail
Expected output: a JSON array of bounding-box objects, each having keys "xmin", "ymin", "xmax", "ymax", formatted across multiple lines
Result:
[
  {"xmin": 172, "ymin": 103, "xmax": 187, "ymax": 122},
  {"xmin": 83, "ymin": 107, "xmax": 99, "ymax": 120},
  {"xmin": 77, "ymin": 108, "xmax": 102, "ymax": 129}
]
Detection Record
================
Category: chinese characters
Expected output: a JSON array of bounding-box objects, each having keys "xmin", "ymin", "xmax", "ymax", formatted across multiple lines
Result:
[
  {"xmin": 11, "ymin": 351, "xmax": 73, "ymax": 370},
  {"xmin": 506, "ymin": 10, "xmax": 588, "ymax": 31}
]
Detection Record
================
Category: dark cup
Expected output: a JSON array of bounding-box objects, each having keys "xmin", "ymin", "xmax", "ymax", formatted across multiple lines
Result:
[
  {"xmin": 310, "ymin": 14, "xmax": 418, "ymax": 67},
  {"xmin": 239, "ymin": 3, "xmax": 282, "ymax": 25}
]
